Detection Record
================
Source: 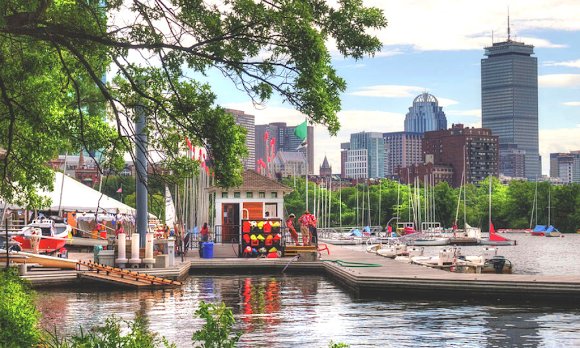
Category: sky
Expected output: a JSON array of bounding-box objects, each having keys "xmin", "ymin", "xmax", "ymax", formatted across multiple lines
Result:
[{"xmin": 212, "ymin": 1, "xmax": 580, "ymax": 176}]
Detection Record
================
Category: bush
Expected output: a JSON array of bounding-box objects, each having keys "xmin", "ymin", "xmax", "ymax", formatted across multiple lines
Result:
[
  {"xmin": 192, "ymin": 301, "xmax": 241, "ymax": 348},
  {"xmin": 0, "ymin": 267, "xmax": 42, "ymax": 347},
  {"xmin": 42, "ymin": 314, "xmax": 176, "ymax": 348}
]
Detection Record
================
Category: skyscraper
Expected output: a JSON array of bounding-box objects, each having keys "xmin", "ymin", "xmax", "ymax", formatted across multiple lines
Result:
[
  {"xmin": 255, "ymin": 122, "xmax": 314, "ymax": 174},
  {"xmin": 382, "ymin": 132, "xmax": 423, "ymax": 177},
  {"xmin": 404, "ymin": 93, "xmax": 447, "ymax": 133},
  {"xmin": 225, "ymin": 109, "xmax": 255, "ymax": 170},
  {"xmin": 345, "ymin": 132, "xmax": 384, "ymax": 178},
  {"xmin": 481, "ymin": 23, "xmax": 540, "ymax": 180}
]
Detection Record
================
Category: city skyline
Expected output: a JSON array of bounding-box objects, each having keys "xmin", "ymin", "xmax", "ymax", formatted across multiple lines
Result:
[{"xmin": 211, "ymin": 1, "xmax": 580, "ymax": 176}]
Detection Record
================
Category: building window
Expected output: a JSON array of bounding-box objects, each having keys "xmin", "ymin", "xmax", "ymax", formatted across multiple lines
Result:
[
  {"xmin": 234, "ymin": 192, "xmax": 241, "ymax": 198},
  {"xmin": 258, "ymin": 192, "xmax": 265, "ymax": 198},
  {"xmin": 271, "ymin": 192, "xmax": 278, "ymax": 198},
  {"xmin": 246, "ymin": 192, "xmax": 253, "ymax": 198},
  {"xmin": 221, "ymin": 192, "xmax": 228, "ymax": 198}
]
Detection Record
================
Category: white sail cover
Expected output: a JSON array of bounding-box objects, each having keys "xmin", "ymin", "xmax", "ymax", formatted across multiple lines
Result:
[{"xmin": 164, "ymin": 186, "xmax": 176, "ymax": 226}]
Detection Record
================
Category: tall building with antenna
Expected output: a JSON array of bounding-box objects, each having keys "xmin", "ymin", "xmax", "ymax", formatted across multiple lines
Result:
[{"xmin": 481, "ymin": 13, "xmax": 540, "ymax": 180}]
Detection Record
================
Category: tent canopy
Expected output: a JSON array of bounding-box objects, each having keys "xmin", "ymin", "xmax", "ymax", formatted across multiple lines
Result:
[{"xmin": 41, "ymin": 172, "xmax": 137, "ymax": 215}]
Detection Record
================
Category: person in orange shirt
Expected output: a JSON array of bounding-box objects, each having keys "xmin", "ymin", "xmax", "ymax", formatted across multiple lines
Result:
[
  {"xmin": 298, "ymin": 211, "xmax": 311, "ymax": 246},
  {"xmin": 285, "ymin": 214, "xmax": 300, "ymax": 245}
]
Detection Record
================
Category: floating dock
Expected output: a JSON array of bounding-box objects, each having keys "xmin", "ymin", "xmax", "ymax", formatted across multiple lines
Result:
[{"xmin": 15, "ymin": 243, "xmax": 580, "ymax": 302}]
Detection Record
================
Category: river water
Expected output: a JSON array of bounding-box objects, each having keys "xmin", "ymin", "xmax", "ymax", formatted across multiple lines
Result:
[{"xmin": 37, "ymin": 234, "xmax": 580, "ymax": 347}]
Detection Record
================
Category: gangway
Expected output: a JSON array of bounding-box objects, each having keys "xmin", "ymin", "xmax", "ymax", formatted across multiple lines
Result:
[{"xmin": 77, "ymin": 260, "xmax": 182, "ymax": 289}]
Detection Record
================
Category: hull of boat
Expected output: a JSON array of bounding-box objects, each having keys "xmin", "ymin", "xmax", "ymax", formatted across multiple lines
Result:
[
  {"xmin": 0, "ymin": 251, "xmax": 78, "ymax": 269},
  {"xmin": 479, "ymin": 239, "xmax": 515, "ymax": 246},
  {"xmin": 409, "ymin": 238, "xmax": 449, "ymax": 246},
  {"xmin": 13, "ymin": 235, "xmax": 68, "ymax": 253}
]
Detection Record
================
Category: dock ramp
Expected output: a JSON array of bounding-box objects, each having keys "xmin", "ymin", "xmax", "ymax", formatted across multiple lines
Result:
[{"xmin": 77, "ymin": 260, "xmax": 182, "ymax": 289}]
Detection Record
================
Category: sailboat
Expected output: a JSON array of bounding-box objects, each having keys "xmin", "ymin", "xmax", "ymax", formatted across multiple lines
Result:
[
  {"xmin": 531, "ymin": 182, "xmax": 562, "ymax": 237},
  {"xmin": 479, "ymin": 177, "xmax": 516, "ymax": 246}
]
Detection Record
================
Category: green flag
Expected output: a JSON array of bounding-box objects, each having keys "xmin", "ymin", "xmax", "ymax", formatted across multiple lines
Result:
[{"xmin": 293, "ymin": 120, "xmax": 308, "ymax": 141}]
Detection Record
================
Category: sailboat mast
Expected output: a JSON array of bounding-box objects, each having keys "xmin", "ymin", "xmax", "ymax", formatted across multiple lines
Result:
[
  {"xmin": 367, "ymin": 181, "xmax": 371, "ymax": 227},
  {"xmin": 396, "ymin": 180, "xmax": 400, "ymax": 226},
  {"xmin": 548, "ymin": 183, "xmax": 551, "ymax": 226},
  {"xmin": 488, "ymin": 175, "xmax": 492, "ymax": 232},
  {"xmin": 339, "ymin": 179, "xmax": 342, "ymax": 228}
]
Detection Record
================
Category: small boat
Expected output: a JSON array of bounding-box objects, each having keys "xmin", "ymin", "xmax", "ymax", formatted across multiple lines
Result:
[
  {"xmin": 408, "ymin": 237, "xmax": 449, "ymax": 246},
  {"xmin": 479, "ymin": 224, "xmax": 516, "ymax": 246},
  {"xmin": 411, "ymin": 247, "xmax": 458, "ymax": 269},
  {"xmin": 0, "ymin": 250, "xmax": 78, "ymax": 269},
  {"xmin": 531, "ymin": 225, "xmax": 562, "ymax": 237},
  {"xmin": 394, "ymin": 246, "xmax": 424, "ymax": 263},
  {"xmin": 12, "ymin": 219, "xmax": 70, "ymax": 254},
  {"xmin": 376, "ymin": 244, "xmax": 408, "ymax": 259}
]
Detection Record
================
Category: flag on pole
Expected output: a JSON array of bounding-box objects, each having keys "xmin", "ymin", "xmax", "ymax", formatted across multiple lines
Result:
[
  {"xmin": 293, "ymin": 120, "xmax": 307, "ymax": 141},
  {"xmin": 296, "ymin": 140, "xmax": 307, "ymax": 150}
]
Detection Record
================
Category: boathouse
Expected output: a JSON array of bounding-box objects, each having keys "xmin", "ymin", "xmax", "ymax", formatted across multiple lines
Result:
[{"xmin": 208, "ymin": 170, "xmax": 291, "ymax": 246}]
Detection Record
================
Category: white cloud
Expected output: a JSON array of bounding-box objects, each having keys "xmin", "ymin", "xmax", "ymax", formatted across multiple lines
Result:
[
  {"xmin": 544, "ymin": 59, "xmax": 580, "ymax": 68},
  {"xmin": 437, "ymin": 98, "xmax": 459, "ymax": 107},
  {"xmin": 350, "ymin": 85, "xmax": 424, "ymax": 98},
  {"xmin": 363, "ymin": 0, "xmax": 578, "ymax": 51},
  {"xmin": 539, "ymin": 74, "xmax": 580, "ymax": 88},
  {"xmin": 540, "ymin": 127, "xmax": 580, "ymax": 174},
  {"xmin": 563, "ymin": 101, "xmax": 580, "ymax": 106},
  {"xmin": 446, "ymin": 109, "xmax": 482, "ymax": 117}
]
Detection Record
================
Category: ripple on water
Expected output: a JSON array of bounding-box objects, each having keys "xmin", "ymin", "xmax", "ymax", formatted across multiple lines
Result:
[{"xmin": 37, "ymin": 273, "xmax": 580, "ymax": 348}]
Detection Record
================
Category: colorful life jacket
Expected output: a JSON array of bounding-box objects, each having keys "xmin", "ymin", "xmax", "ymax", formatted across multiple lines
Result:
[
  {"xmin": 242, "ymin": 221, "xmax": 251, "ymax": 233},
  {"xmin": 250, "ymin": 234, "xmax": 259, "ymax": 246}
]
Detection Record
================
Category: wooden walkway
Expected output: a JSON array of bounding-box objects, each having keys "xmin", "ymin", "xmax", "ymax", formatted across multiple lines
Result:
[
  {"xmin": 76, "ymin": 261, "xmax": 182, "ymax": 289},
  {"xmin": 320, "ymin": 244, "xmax": 580, "ymax": 302}
]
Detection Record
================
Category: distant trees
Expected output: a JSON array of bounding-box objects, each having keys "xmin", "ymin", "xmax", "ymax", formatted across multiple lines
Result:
[{"xmin": 283, "ymin": 177, "xmax": 580, "ymax": 232}]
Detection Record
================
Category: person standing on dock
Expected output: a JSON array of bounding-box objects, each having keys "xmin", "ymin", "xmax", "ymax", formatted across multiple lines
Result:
[
  {"xmin": 308, "ymin": 212, "xmax": 318, "ymax": 246},
  {"xmin": 286, "ymin": 214, "xmax": 300, "ymax": 245},
  {"xmin": 298, "ymin": 211, "xmax": 311, "ymax": 246},
  {"xmin": 199, "ymin": 222, "xmax": 210, "ymax": 257}
]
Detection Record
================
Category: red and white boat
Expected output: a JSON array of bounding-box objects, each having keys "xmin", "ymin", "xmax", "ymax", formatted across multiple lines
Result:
[{"xmin": 13, "ymin": 219, "xmax": 70, "ymax": 254}]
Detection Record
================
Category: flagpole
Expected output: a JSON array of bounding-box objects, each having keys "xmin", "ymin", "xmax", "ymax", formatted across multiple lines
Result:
[{"xmin": 305, "ymin": 145, "xmax": 309, "ymax": 212}]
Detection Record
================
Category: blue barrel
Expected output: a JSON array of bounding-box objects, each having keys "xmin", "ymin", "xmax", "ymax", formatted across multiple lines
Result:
[{"xmin": 202, "ymin": 242, "xmax": 214, "ymax": 259}]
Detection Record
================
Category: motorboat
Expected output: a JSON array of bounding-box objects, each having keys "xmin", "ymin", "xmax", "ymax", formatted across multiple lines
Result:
[
  {"xmin": 394, "ymin": 246, "xmax": 424, "ymax": 263},
  {"xmin": 376, "ymin": 244, "xmax": 408, "ymax": 259},
  {"xmin": 12, "ymin": 219, "xmax": 70, "ymax": 254}
]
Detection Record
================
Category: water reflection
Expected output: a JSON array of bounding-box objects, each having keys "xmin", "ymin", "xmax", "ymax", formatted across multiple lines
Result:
[{"xmin": 37, "ymin": 275, "xmax": 580, "ymax": 347}]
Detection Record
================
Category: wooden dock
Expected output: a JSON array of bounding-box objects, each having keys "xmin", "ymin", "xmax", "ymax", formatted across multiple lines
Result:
[
  {"xmin": 320, "ymin": 244, "xmax": 580, "ymax": 302},
  {"xmin": 17, "ymin": 243, "xmax": 580, "ymax": 302}
]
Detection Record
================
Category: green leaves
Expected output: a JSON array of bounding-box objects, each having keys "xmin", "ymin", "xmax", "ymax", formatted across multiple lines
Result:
[
  {"xmin": 0, "ymin": 268, "xmax": 41, "ymax": 347},
  {"xmin": 1, "ymin": 0, "xmax": 386, "ymax": 202},
  {"xmin": 192, "ymin": 301, "xmax": 242, "ymax": 348}
]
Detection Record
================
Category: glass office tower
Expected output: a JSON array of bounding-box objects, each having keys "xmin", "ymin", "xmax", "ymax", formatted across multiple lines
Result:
[{"xmin": 481, "ymin": 39, "xmax": 540, "ymax": 180}]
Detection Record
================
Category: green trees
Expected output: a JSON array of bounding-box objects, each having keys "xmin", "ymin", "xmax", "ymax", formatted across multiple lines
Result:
[
  {"xmin": 0, "ymin": 0, "xmax": 387, "ymax": 208},
  {"xmin": 281, "ymin": 178, "xmax": 580, "ymax": 231},
  {"xmin": 0, "ymin": 268, "xmax": 41, "ymax": 347}
]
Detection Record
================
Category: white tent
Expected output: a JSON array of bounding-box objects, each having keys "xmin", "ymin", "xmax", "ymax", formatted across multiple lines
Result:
[{"xmin": 43, "ymin": 172, "xmax": 137, "ymax": 215}]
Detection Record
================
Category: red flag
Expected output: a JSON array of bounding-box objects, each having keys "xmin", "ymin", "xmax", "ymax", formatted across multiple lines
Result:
[
  {"xmin": 270, "ymin": 137, "xmax": 275, "ymax": 146},
  {"xmin": 264, "ymin": 131, "xmax": 269, "ymax": 141},
  {"xmin": 185, "ymin": 137, "xmax": 193, "ymax": 151}
]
